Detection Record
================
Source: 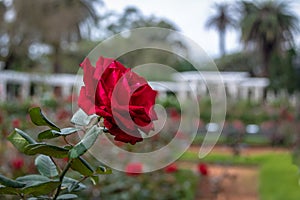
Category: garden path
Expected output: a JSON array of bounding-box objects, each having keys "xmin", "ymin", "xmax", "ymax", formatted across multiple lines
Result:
[{"xmin": 180, "ymin": 146, "xmax": 289, "ymax": 200}]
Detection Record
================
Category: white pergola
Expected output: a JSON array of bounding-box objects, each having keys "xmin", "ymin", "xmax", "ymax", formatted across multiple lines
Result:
[
  {"xmin": 0, "ymin": 70, "xmax": 272, "ymax": 102},
  {"xmin": 0, "ymin": 70, "xmax": 80, "ymax": 101},
  {"xmin": 172, "ymin": 71, "xmax": 270, "ymax": 101}
]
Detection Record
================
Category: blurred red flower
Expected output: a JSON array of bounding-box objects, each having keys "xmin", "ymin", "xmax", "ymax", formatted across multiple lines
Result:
[
  {"xmin": 175, "ymin": 131, "xmax": 187, "ymax": 140},
  {"xmin": 164, "ymin": 163, "xmax": 178, "ymax": 173},
  {"xmin": 169, "ymin": 108, "xmax": 180, "ymax": 120},
  {"xmin": 0, "ymin": 113, "xmax": 3, "ymax": 124},
  {"xmin": 125, "ymin": 162, "xmax": 143, "ymax": 176},
  {"xmin": 280, "ymin": 107, "xmax": 294, "ymax": 122},
  {"xmin": 198, "ymin": 163, "xmax": 209, "ymax": 176},
  {"xmin": 57, "ymin": 109, "xmax": 71, "ymax": 120},
  {"xmin": 11, "ymin": 157, "xmax": 24, "ymax": 170},
  {"xmin": 12, "ymin": 118, "xmax": 21, "ymax": 128},
  {"xmin": 232, "ymin": 120, "xmax": 244, "ymax": 131},
  {"xmin": 66, "ymin": 94, "xmax": 78, "ymax": 103},
  {"xmin": 114, "ymin": 141, "xmax": 125, "ymax": 147}
]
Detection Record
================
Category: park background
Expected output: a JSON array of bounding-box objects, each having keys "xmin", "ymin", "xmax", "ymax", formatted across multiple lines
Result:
[{"xmin": 1, "ymin": 0, "xmax": 300, "ymax": 199}]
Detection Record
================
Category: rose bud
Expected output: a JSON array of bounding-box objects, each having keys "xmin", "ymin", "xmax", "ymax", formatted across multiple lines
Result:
[{"xmin": 125, "ymin": 162, "xmax": 143, "ymax": 176}]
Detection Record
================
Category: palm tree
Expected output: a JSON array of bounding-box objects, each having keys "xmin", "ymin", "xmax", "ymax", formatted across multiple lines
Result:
[
  {"xmin": 239, "ymin": 0, "xmax": 299, "ymax": 77},
  {"xmin": 205, "ymin": 3, "xmax": 236, "ymax": 56},
  {"xmin": 107, "ymin": 7, "xmax": 178, "ymax": 34},
  {"xmin": 0, "ymin": 1, "xmax": 5, "ymax": 21},
  {"xmin": 9, "ymin": 0, "xmax": 101, "ymax": 73},
  {"xmin": 0, "ymin": 1, "xmax": 8, "ymax": 59}
]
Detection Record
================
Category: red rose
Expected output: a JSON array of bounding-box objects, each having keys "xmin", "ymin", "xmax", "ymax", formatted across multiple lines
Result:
[
  {"xmin": 11, "ymin": 157, "xmax": 24, "ymax": 170},
  {"xmin": 12, "ymin": 118, "xmax": 21, "ymax": 128},
  {"xmin": 125, "ymin": 162, "xmax": 143, "ymax": 176},
  {"xmin": 164, "ymin": 163, "xmax": 178, "ymax": 173},
  {"xmin": 198, "ymin": 163, "xmax": 208, "ymax": 176},
  {"xmin": 78, "ymin": 57, "xmax": 157, "ymax": 144},
  {"xmin": 66, "ymin": 94, "xmax": 77, "ymax": 103},
  {"xmin": 169, "ymin": 108, "xmax": 180, "ymax": 120},
  {"xmin": 232, "ymin": 120, "xmax": 244, "ymax": 131},
  {"xmin": 56, "ymin": 109, "xmax": 71, "ymax": 120},
  {"xmin": 175, "ymin": 131, "xmax": 187, "ymax": 140},
  {"xmin": 0, "ymin": 113, "xmax": 3, "ymax": 124}
]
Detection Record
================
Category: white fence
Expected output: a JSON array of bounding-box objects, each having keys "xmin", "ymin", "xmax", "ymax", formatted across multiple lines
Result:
[
  {"xmin": 0, "ymin": 71, "xmax": 79, "ymax": 101},
  {"xmin": 0, "ymin": 70, "xmax": 294, "ymax": 104}
]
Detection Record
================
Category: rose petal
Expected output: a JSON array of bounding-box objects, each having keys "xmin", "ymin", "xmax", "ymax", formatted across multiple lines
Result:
[
  {"xmin": 80, "ymin": 58, "xmax": 97, "ymax": 98},
  {"xmin": 78, "ymin": 86, "xmax": 96, "ymax": 115}
]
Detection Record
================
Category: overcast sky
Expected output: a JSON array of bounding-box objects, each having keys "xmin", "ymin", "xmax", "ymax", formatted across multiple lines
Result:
[{"xmin": 103, "ymin": 0, "xmax": 300, "ymax": 59}]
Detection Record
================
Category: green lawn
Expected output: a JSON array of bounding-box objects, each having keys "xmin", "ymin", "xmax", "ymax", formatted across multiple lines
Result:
[
  {"xmin": 180, "ymin": 151, "xmax": 300, "ymax": 199},
  {"xmin": 192, "ymin": 134, "xmax": 270, "ymax": 146}
]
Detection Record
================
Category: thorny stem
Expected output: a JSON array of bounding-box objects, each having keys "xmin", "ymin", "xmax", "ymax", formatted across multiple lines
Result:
[
  {"xmin": 71, "ymin": 175, "xmax": 88, "ymax": 191},
  {"xmin": 53, "ymin": 159, "xmax": 73, "ymax": 200},
  {"xmin": 63, "ymin": 136, "xmax": 71, "ymax": 145},
  {"xmin": 50, "ymin": 156, "xmax": 62, "ymax": 174},
  {"xmin": 19, "ymin": 193, "xmax": 26, "ymax": 200},
  {"xmin": 78, "ymin": 176, "xmax": 88, "ymax": 184}
]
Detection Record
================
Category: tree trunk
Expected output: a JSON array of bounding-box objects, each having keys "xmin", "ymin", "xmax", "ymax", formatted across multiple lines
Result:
[
  {"xmin": 261, "ymin": 44, "xmax": 273, "ymax": 77},
  {"xmin": 3, "ymin": 53, "xmax": 15, "ymax": 70},
  {"xmin": 262, "ymin": 51, "xmax": 269, "ymax": 77},
  {"xmin": 262, "ymin": 48, "xmax": 271, "ymax": 77},
  {"xmin": 219, "ymin": 30, "xmax": 226, "ymax": 57},
  {"xmin": 53, "ymin": 44, "xmax": 61, "ymax": 73}
]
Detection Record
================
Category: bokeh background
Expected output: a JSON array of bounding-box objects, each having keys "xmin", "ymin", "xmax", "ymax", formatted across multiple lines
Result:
[{"xmin": 1, "ymin": 0, "xmax": 300, "ymax": 199}]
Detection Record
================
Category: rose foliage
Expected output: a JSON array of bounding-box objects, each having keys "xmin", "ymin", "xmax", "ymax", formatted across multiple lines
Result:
[{"xmin": 0, "ymin": 56, "xmax": 158, "ymax": 199}]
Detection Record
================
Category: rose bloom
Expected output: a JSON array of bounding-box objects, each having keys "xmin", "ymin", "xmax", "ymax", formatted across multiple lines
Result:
[
  {"xmin": 175, "ymin": 131, "xmax": 187, "ymax": 140},
  {"xmin": 78, "ymin": 57, "xmax": 157, "ymax": 144},
  {"xmin": 11, "ymin": 157, "xmax": 24, "ymax": 170},
  {"xmin": 232, "ymin": 120, "xmax": 244, "ymax": 131},
  {"xmin": 125, "ymin": 162, "xmax": 143, "ymax": 176},
  {"xmin": 198, "ymin": 163, "xmax": 209, "ymax": 176},
  {"xmin": 0, "ymin": 113, "xmax": 3, "ymax": 124},
  {"xmin": 12, "ymin": 118, "xmax": 21, "ymax": 128},
  {"xmin": 56, "ymin": 109, "xmax": 71, "ymax": 120},
  {"xmin": 164, "ymin": 163, "xmax": 178, "ymax": 173},
  {"xmin": 169, "ymin": 108, "xmax": 180, "ymax": 120}
]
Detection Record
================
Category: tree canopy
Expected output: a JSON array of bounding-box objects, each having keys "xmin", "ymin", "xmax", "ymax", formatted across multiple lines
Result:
[
  {"xmin": 205, "ymin": 3, "xmax": 236, "ymax": 56},
  {"xmin": 1, "ymin": 0, "xmax": 101, "ymax": 72},
  {"xmin": 0, "ymin": 1, "xmax": 188, "ymax": 73},
  {"xmin": 239, "ymin": 0, "xmax": 299, "ymax": 76}
]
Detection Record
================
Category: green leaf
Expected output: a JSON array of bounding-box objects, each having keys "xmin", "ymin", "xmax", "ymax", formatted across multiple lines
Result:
[
  {"xmin": 62, "ymin": 177, "xmax": 86, "ymax": 192},
  {"xmin": 69, "ymin": 126, "xmax": 102, "ymax": 159},
  {"xmin": 27, "ymin": 197, "xmax": 50, "ymax": 200},
  {"xmin": 64, "ymin": 145, "xmax": 73, "ymax": 150},
  {"xmin": 13, "ymin": 128, "xmax": 36, "ymax": 144},
  {"xmin": 59, "ymin": 127, "xmax": 81, "ymax": 135},
  {"xmin": 29, "ymin": 107, "xmax": 60, "ymax": 131},
  {"xmin": 71, "ymin": 109, "xmax": 97, "ymax": 126},
  {"xmin": 16, "ymin": 174, "xmax": 60, "ymax": 196},
  {"xmin": 90, "ymin": 176, "xmax": 99, "ymax": 185},
  {"xmin": 22, "ymin": 181, "xmax": 60, "ymax": 196},
  {"xmin": 35, "ymin": 155, "xmax": 59, "ymax": 178},
  {"xmin": 7, "ymin": 129, "xmax": 36, "ymax": 152},
  {"xmin": 0, "ymin": 174, "xmax": 25, "ymax": 188},
  {"xmin": 38, "ymin": 128, "xmax": 80, "ymax": 140},
  {"xmin": 25, "ymin": 144, "xmax": 69, "ymax": 158},
  {"xmin": 16, "ymin": 174, "xmax": 51, "ymax": 186},
  {"xmin": 57, "ymin": 194, "xmax": 78, "ymax": 200},
  {"xmin": 95, "ymin": 166, "xmax": 112, "ymax": 175},
  {"xmin": 70, "ymin": 157, "xmax": 94, "ymax": 176},
  {"xmin": 0, "ymin": 186, "xmax": 20, "ymax": 195},
  {"xmin": 37, "ymin": 129, "xmax": 59, "ymax": 140}
]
